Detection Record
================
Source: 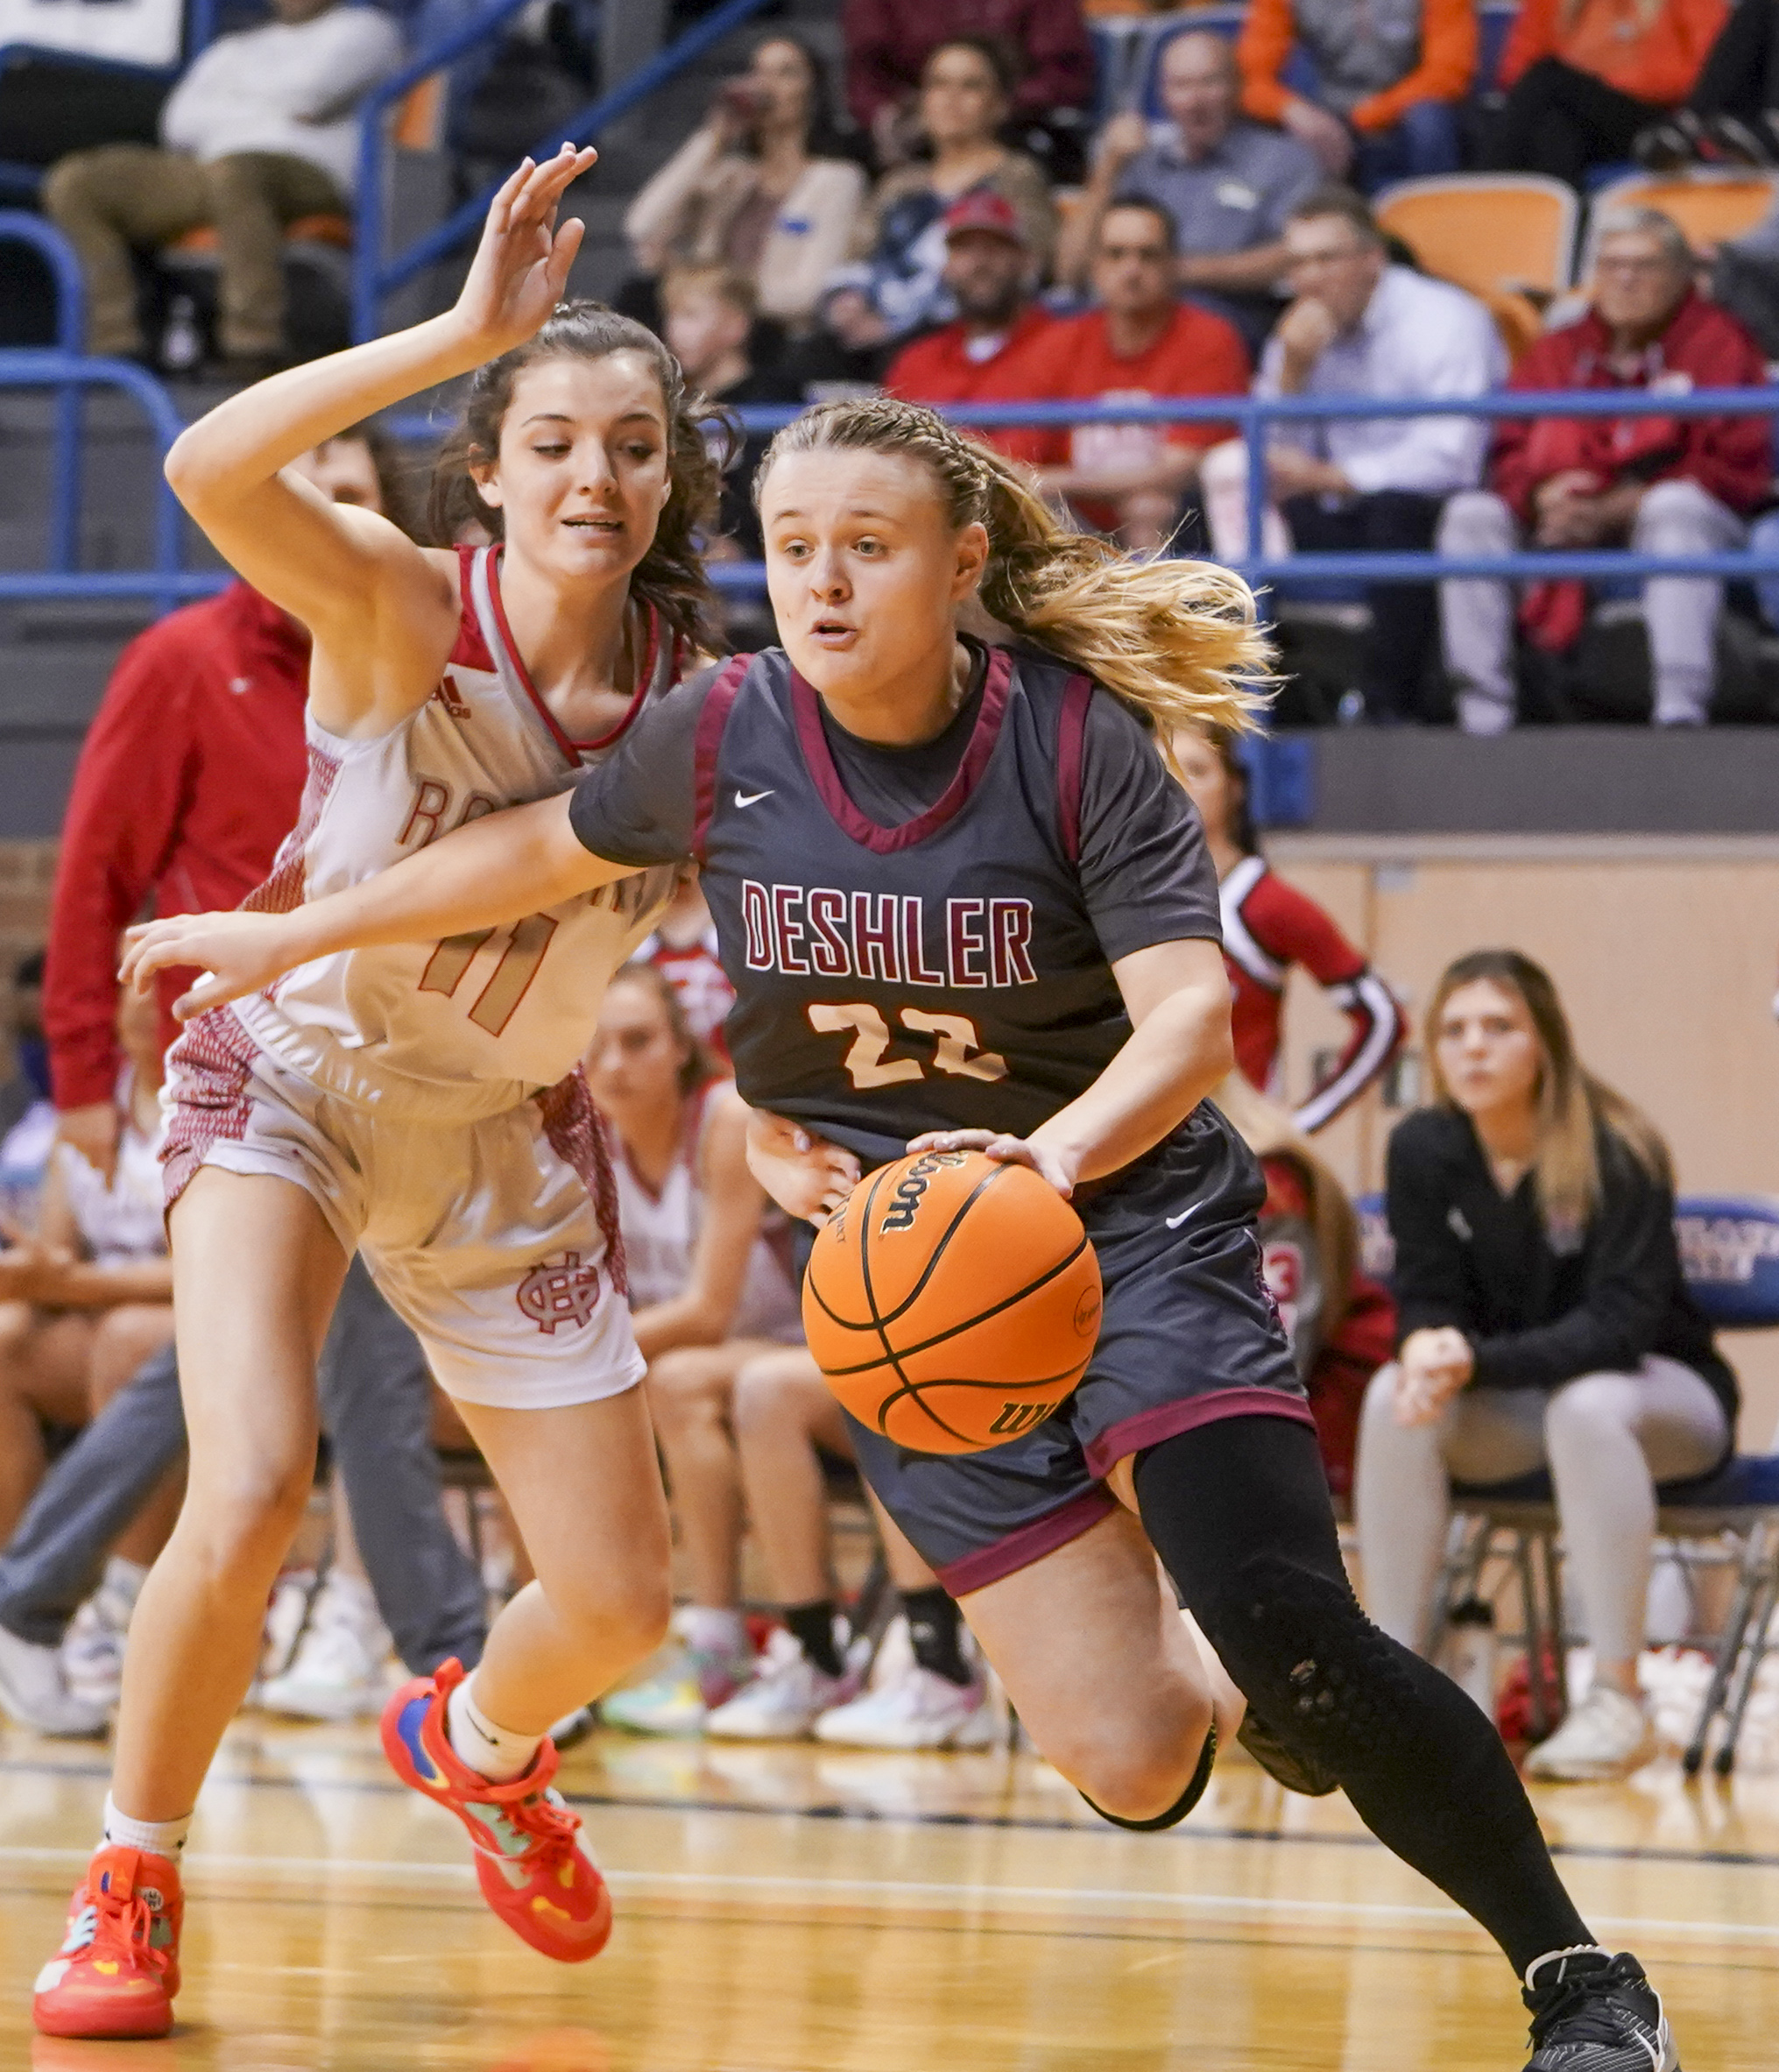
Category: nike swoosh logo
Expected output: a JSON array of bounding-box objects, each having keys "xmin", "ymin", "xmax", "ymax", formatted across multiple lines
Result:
[
  {"xmin": 734, "ymin": 788, "xmax": 773, "ymax": 809},
  {"xmin": 1165, "ymin": 1207, "xmax": 1198, "ymax": 1229}
]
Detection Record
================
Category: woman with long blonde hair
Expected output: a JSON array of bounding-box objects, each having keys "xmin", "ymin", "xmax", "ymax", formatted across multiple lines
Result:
[
  {"xmin": 128, "ymin": 400, "xmax": 1677, "ymax": 2071},
  {"xmin": 1356, "ymin": 948, "xmax": 1735, "ymax": 1784}
]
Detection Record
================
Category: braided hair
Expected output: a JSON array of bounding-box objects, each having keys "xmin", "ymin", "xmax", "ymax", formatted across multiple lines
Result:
[{"xmin": 752, "ymin": 395, "xmax": 1270, "ymax": 739}]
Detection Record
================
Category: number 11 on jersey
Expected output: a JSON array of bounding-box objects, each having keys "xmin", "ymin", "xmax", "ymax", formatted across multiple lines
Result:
[{"xmin": 420, "ymin": 915, "xmax": 559, "ymax": 1036}]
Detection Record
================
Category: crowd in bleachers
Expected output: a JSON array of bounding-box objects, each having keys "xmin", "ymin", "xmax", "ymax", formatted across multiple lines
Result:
[{"xmin": 8, "ymin": 0, "xmax": 1779, "ymax": 723}]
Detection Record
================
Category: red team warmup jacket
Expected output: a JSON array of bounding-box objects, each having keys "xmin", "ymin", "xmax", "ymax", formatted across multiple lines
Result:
[
  {"xmin": 1221, "ymin": 855, "xmax": 1405, "ymax": 1134},
  {"xmin": 45, "ymin": 583, "xmax": 310, "ymax": 1109}
]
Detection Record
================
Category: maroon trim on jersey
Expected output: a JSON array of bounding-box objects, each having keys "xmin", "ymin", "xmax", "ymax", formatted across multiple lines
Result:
[
  {"xmin": 538, "ymin": 1066, "xmax": 629, "ymax": 1297},
  {"xmin": 1082, "ymin": 1387, "xmax": 1317, "ymax": 1483},
  {"xmin": 790, "ymin": 642, "xmax": 1014, "ymax": 855},
  {"xmin": 484, "ymin": 546, "xmax": 664, "ymax": 761},
  {"xmin": 160, "ymin": 1007, "xmax": 262, "ymax": 1217},
  {"xmin": 448, "ymin": 544, "xmax": 497, "ymax": 672},
  {"xmin": 933, "ymin": 1486, "xmax": 1117, "ymax": 1597},
  {"xmin": 1055, "ymin": 673, "xmax": 1092, "ymax": 865},
  {"xmin": 691, "ymin": 655, "xmax": 755, "ymax": 860},
  {"xmin": 238, "ymin": 742, "xmax": 342, "ymax": 921}
]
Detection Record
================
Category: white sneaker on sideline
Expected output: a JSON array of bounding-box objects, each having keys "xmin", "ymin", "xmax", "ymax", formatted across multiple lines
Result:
[
  {"xmin": 257, "ymin": 1572, "xmax": 392, "ymax": 1722},
  {"xmin": 0, "ymin": 1622, "xmax": 109, "ymax": 1737},
  {"xmin": 816, "ymin": 1660, "xmax": 998, "ymax": 1750},
  {"xmin": 61, "ymin": 1557, "xmax": 147, "ymax": 1712},
  {"xmin": 1524, "ymin": 1686, "xmax": 1656, "ymax": 1781},
  {"xmin": 603, "ymin": 1637, "xmax": 753, "ymax": 1736},
  {"xmin": 705, "ymin": 1629, "xmax": 854, "ymax": 1742}
]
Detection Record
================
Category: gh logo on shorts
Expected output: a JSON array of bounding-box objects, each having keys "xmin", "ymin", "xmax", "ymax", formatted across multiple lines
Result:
[{"xmin": 516, "ymin": 1251, "xmax": 602, "ymax": 1333}]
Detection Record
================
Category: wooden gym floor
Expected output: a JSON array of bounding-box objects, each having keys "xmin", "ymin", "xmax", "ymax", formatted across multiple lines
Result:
[{"xmin": 4, "ymin": 1719, "xmax": 1778, "ymax": 2070}]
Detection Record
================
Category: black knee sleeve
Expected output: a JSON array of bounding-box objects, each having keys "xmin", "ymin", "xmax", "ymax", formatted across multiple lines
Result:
[{"xmin": 1081, "ymin": 1723, "xmax": 1217, "ymax": 1832}]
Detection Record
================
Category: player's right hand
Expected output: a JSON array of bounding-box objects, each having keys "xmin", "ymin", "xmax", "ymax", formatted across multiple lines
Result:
[
  {"xmin": 120, "ymin": 911, "xmax": 305, "ymax": 1022},
  {"xmin": 744, "ymin": 1108, "xmax": 860, "ymax": 1227}
]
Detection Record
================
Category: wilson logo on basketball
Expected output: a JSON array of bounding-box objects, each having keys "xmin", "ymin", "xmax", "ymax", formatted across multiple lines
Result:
[
  {"xmin": 988, "ymin": 1401, "xmax": 1049, "ymax": 1436},
  {"xmin": 516, "ymin": 1251, "xmax": 602, "ymax": 1333},
  {"xmin": 879, "ymin": 1150, "xmax": 970, "ymax": 1234}
]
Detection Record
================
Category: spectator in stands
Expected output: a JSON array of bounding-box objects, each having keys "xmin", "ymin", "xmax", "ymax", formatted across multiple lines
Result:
[
  {"xmin": 824, "ymin": 38, "xmax": 1058, "ymax": 353},
  {"xmin": 1236, "ymin": 0, "xmax": 1472, "ymax": 190},
  {"xmin": 43, "ymin": 0, "xmax": 401, "ymax": 372},
  {"xmin": 883, "ymin": 192, "xmax": 1058, "ymax": 459},
  {"xmin": 1059, "ymin": 32, "xmax": 1319, "ymax": 352},
  {"xmin": 1437, "ymin": 207, "xmax": 1768, "ymax": 733},
  {"xmin": 659, "ymin": 266, "xmax": 794, "ymax": 562},
  {"xmin": 1202, "ymin": 187, "xmax": 1503, "ymax": 725},
  {"xmin": 709, "ymin": 1347, "xmax": 993, "ymax": 1747},
  {"xmin": 1486, "ymin": 0, "xmax": 1727, "ymax": 191},
  {"xmin": 1013, "ymin": 197, "xmax": 1251, "ymax": 551},
  {"xmin": 1172, "ymin": 723, "xmax": 1405, "ymax": 1134},
  {"xmin": 842, "ymin": 0, "xmax": 1091, "ymax": 168},
  {"xmin": 1634, "ymin": 0, "xmax": 1779, "ymax": 167},
  {"xmin": 0, "ymin": 974, "xmax": 172, "ymax": 1550},
  {"xmin": 1, "ymin": 432, "xmax": 485, "ymax": 1739},
  {"xmin": 624, "ymin": 36, "xmax": 865, "ymax": 341},
  {"xmin": 1355, "ymin": 949, "xmax": 1736, "ymax": 1780},
  {"xmin": 590, "ymin": 965, "xmax": 803, "ymax": 1739},
  {"xmin": 1212, "ymin": 1072, "xmax": 1397, "ymax": 1502}
]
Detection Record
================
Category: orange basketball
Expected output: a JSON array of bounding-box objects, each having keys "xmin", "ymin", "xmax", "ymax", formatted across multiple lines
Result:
[{"xmin": 801, "ymin": 1149, "xmax": 1103, "ymax": 1455}]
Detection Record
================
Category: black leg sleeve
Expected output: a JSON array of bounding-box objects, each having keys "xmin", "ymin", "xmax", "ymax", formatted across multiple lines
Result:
[{"xmin": 1134, "ymin": 1416, "xmax": 1591, "ymax": 1978}]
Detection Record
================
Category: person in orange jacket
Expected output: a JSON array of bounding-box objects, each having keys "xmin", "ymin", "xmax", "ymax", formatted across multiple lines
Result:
[
  {"xmin": 1236, "ymin": 0, "xmax": 1474, "ymax": 193},
  {"xmin": 1485, "ymin": 0, "xmax": 1728, "ymax": 189}
]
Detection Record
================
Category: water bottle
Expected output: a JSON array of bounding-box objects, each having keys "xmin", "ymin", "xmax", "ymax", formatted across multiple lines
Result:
[
  {"xmin": 162, "ymin": 293, "xmax": 203, "ymax": 374},
  {"xmin": 1444, "ymin": 1598, "xmax": 1498, "ymax": 1719}
]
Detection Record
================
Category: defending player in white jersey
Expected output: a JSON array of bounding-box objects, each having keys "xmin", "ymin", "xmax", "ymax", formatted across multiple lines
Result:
[{"xmin": 33, "ymin": 149, "xmax": 718, "ymax": 2042}]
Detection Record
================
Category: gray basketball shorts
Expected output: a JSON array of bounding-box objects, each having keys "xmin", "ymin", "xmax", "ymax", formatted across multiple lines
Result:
[{"xmin": 842, "ymin": 1103, "xmax": 1313, "ymax": 1595}]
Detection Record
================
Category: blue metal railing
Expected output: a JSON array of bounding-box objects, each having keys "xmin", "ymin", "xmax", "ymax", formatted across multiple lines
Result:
[
  {"xmin": 351, "ymin": 0, "xmax": 773, "ymax": 343},
  {"xmin": 0, "ymin": 354, "xmax": 195, "ymax": 616},
  {"xmin": 0, "ymin": 215, "xmax": 87, "ymax": 574},
  {"xmin": 692, "ymin": 385, "xmax": 1779, "ymax": 592},
  {"xmin": 4, "ymin": 378, "xmax": 1778, "ymax": 619}
]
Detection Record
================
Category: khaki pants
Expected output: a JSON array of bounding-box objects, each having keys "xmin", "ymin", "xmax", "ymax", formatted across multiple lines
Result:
[{"xmin": 43, "ymin": 143, "xmax": 344, "ymax": 358}]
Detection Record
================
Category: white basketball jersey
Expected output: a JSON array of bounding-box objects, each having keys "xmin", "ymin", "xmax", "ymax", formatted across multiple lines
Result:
[
  {"xmin": 232, "ymin": 545, "xmax": 681, "ymax": 1120},
  {"xmin": 615, "ymin": 1085, "xmax": 802, "ymax": 1343}
]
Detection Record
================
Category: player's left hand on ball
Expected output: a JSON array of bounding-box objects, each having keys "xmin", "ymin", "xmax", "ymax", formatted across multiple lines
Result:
[
  {"xmin": 905, "ymin": 1128, "xmax": 1077, "ymax": 1199},
  {"xmin": 745, "ymin": 1108, "xmax": 860, "ymax": 1226},
  {"xmin": 120, "ymin": 911, "xmax": 304, "ymax": 1020}
]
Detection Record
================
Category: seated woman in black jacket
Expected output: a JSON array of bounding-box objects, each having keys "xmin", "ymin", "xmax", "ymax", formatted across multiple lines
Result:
[{"xmin": 1355, "ymin": 949, "xmax": 1736, "ymax": 1782}]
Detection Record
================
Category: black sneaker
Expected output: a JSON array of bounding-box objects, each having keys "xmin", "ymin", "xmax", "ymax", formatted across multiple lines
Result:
[
  {"xmin": 1522, "ymin": 1949, "xmax": 1679, "ymax": 2070},
  {"xmin": 1633, "ymin": 110, "xmax": 1706, "ymax": 170},
  {"xmin": 1235, "ymin": 1710, "xmax": 1338, "ymax": 1797}
]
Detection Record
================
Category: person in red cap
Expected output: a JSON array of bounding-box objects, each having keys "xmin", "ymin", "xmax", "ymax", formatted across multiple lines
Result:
[
  {"xmin": 1013, "ymin": 196, "xmax": 1252, "ymax": 551},
  {"xmin": 883, "ymin": 192, "xmax": 1061, "ymax": 464}
]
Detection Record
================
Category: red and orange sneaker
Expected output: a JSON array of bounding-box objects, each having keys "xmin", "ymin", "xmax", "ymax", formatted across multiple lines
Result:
[
  {"xmin": 382, "ymin": 1658, "xmax": 612, "ymax": 1963},
  {"xmin": 32, "ymin": 1845, "xmax": 182, "ymax": 2039}
]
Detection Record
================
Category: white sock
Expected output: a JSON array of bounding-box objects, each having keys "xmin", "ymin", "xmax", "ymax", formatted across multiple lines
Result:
[
  {"xmin": 447, "ymin": 1674, "xmax": 544, "ymax": 1784},
  {"xmin": 102, "ymin": 1795, "xmax": 191, "ymax": 1860},
  {"xmin": 681, "ymin": 1605, "xmax": 746, "ymax": 1656}
]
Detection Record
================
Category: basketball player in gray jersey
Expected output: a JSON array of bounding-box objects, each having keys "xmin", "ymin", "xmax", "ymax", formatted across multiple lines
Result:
[{"xmin": 126, "ymin": 399, "xmax": 1677, "ymax": 2072}]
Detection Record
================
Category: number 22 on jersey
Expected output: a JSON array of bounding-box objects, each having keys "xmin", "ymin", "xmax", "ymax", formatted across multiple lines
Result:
[{"xmin": 809, "ymin": 1003, "xmax": 1007, "ymax": 1089}]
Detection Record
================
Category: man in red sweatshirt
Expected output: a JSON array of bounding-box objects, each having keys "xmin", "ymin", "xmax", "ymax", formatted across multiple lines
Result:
[
  {"xmin": 884, "ymin": 192, "xmax": 1059, "ymax": 464},
  {"xmin": 1438, "ymin": 205, "xmax": 1770, "ymax": 732}
]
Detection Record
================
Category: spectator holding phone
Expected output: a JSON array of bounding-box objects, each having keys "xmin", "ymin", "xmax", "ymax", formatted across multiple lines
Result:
[{"xmin": 625, "ymin": 34, "xmax": 865, "ymax": 336}]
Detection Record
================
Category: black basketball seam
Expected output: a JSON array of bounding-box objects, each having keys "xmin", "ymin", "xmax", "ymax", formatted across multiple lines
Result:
[
  {"xmin": 850, "ymin": 1163, "xmax": 985, "ymax": 1447},
  {"xmin": 808, "ymin": 1160, "xmax": 1013, "ymax": 1332},
  {"xmin": 808, "ymin": 1234, "xmax": 1097, "ymax": 1375}
]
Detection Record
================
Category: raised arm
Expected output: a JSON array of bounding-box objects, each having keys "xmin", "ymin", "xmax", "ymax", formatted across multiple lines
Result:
[
  {"xmin": 162, "ymin": 145, "xmax": 598, "ymax": 735},
  {"xmin": 120, "ymin": 791, "xmax": 633, "ymax": 1022}
]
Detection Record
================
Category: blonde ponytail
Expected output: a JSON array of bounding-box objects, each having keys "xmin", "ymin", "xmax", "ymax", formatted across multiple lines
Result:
[{"xmin": 753, "ymin": 396, "xmax": 1273, "ymax": 738}]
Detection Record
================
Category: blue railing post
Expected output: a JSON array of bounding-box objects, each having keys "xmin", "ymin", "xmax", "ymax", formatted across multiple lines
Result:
[
  {"xmin": 1244, "ymin": 402, "xmax": 1267, "ymax": 567},
  {"xmin": 0, "ymin": 214, "xmax": 88, "ymax": 575}
]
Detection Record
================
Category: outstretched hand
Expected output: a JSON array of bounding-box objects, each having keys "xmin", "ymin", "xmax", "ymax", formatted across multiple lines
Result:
[
  {"xmin": 120, "ymin": 911, "xmax": 310, "ymax": 1022},
  {"xmin": 455, "ymin": 145, "xmax": 599, "ymax": 358},
  {"xmin": 745, "ymin": 1110, "xmax": 860, "ymax": 1227},
  {"xmin": 903, "ymin": 1128, "xmax": 1077, "ymax": 1199}
]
